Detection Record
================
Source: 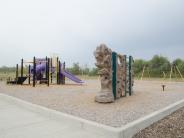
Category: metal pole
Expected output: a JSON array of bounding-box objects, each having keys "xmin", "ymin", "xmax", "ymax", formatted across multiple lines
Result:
[
  {"xmin": 16, "ymin": 64, "xmax": 18, "ymax": 81},
  {"xmin": 47, "ymin": 58, "xmax": 50, "ymax": 86},
  {"xmin": 21, "ymin": 59, "xmax": 24, "ymax": 85},
  {"xmin": 56, "ymin": 57, "xmax": 59, "ymax": 84},
  {"xmin": 21, "ymin": 59, "xmax": 23, "ymax": 77},
  {"xmin": 50, "ymin": 58, "xmax": 53, "ymax": 84},
  {"xmin": 162, "ymin": 85, "xmax": 166, "ymax": 91},
  {"xmin": 46, "ymin": 56, "xmax": 48, "ymax": 81},
  {"xmin": 62, "ymin": 62, "xmax": 66, "ymax": 84},
  {"xmin": 28, "ymin": 64, "xmax": 31, "ymax": 85},
  {"xmin": 112, "ymin": 52, "xmax": 117, "ymax": 99},
  {"xmin": 129, "ymin": 56, "xmax": 132, "ymax": 96},
  {"xmin": 33, "ymin": 57, "xmax": 36, "ymax": 87},
  {"xmin": 58, "ymin": 61, "xmax": 61, "ymax": 84}
]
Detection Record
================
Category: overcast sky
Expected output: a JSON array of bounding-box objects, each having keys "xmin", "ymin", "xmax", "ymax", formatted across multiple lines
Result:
[{"xmin": 0, "ymin": 0, "xmax": 184, "ymax": 67}]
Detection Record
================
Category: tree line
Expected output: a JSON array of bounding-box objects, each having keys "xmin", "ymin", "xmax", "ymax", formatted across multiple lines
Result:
[
  {"xmin": 66, "ymin": 63, "xmax": 98, "ymax": 76},
  {"xmin": 0, "ymin": 55, "xmax": 184, "ymax": 78},
  {"xmin": 134, "ymin": 55, "xmax": 184, "ymax": 78},
  {"xmin": 0, "ymin": 64, "xmax": 98, "ymax": 76},
  {"xmin": 66, "ymin": 55, "xmax": 184, "ymax": 78}
]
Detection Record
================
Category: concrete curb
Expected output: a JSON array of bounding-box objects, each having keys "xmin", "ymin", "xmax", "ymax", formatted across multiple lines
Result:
[
  {"xmin": 0, "ymin": 93, "xmax": 184, "ymax": 138},
  {"xmin": 119, "ymin": 99, "xmax": 184, "ymax": 138}
]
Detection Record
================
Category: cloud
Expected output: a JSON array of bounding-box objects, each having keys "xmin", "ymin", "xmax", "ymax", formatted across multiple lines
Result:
[{"xmin": 0, "ymin": 0, "xmax": 183, "ymax": 67}]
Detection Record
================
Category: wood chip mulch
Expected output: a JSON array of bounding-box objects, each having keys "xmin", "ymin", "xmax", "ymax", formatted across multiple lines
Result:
[{"xmin": 133, "ymin": 107, "xmax": 184, "ymax": 138}]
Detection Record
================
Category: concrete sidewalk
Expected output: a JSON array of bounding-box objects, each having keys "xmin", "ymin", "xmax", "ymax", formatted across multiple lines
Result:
[
  {"xmin": 1, "ymin": 94, "xmax": 184, "ymax": 138},
  {"xmin": 0, "ymin": 98, "xmax": 104, "ymax": 138}
]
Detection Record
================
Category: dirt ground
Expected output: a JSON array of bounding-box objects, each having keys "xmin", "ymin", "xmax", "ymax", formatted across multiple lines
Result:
[
  {"xmin": 133, "ymin": 107, "xmax": 184, "ymax": 138},
  {"xmin": 0, "ymin": 79, "xmax": 184, "ymax": 127}
]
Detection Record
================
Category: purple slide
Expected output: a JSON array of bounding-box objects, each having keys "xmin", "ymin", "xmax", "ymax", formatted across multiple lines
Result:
[{"xmin": 61, "ymin": 70, "xmax": 84, "ymax": 84}]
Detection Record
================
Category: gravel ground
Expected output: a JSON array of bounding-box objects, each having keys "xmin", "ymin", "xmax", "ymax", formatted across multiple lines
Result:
[
  {"xmin": 0, "ymin": 80, "xmax": 184, "ymax": 127},
  {"xmin": 133, "ymin": 107, "xmax": 184, "ymax": 138}
]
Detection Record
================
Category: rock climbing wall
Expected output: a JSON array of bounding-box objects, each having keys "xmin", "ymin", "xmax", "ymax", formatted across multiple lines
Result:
[{"xmin": 94, "ymin": 44, "xmax": 134, "ymax": 103}]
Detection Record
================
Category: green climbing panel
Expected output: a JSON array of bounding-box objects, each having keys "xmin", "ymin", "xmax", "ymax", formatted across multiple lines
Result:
[
  {"xmin": 129, "ymin": 56, "xmax": 133, "ymax": 96},
  {"xmin": 112, "ymin": 52, "xmax": 117, "ymax": 99}
]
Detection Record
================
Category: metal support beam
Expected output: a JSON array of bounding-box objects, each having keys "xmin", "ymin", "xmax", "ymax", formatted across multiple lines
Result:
[
  {"xmin": 47, "ymin": 58, "xmax": 50, "ymax": 86},
  {"xmin": 21, "ymin": 59, "xmax": 24, "ymax": 85},
  {"xmin": 50, "ymin": 58, "xmax": 53, "ymax": 84},
  {"xmin": 33, "ymin": 57, "xmax": 36, "ymax": 87},
  {"xmin": 28, "ymin": 64, "xmax": 31, "ymax": 85},
  {"xmin": 56, "ymin": 57, "xmax": 59, "ymax": 84},
  {"xmin": 58, "ymin": 61, "xmax": 61, "ymax": 84},
  {"xmin": 16, "ymin": 64, "xmax": 18, "ymax": 81}
]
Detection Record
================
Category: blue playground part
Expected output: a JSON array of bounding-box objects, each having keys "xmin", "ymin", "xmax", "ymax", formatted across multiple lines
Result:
[
  {"xmin": 61, "ymin": 70, "xmax": 84, "ymax": 84},
  {"xmin": 30, "ymin": 59, "xmax": 83, "ymax": 84}
]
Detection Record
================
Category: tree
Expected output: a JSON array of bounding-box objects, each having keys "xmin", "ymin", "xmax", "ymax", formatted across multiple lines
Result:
[
  {"xmin": 66, "ymin": 63, "xmax": 81, "ymax": 75},
  {"xmin": 133, "ymin": 59, "xmax": 147, "ymax": 77},
  {"xmin": 82, "ymin": 65, "xmax": 90, "ymax": 75},
  {"xmin": 88, "ymin": 68, "xmax": 98, "ymax": 76},
  {"xmin": 173, "ymin": 58, "xmax": 183, "ymax": 66},
  {"xmin": 173, "ymin": 58, "xmax": 184, "ymax": 75},
  {"xmin": 149, "ymin": 55, "xmax": 170, "ymax": 77}
]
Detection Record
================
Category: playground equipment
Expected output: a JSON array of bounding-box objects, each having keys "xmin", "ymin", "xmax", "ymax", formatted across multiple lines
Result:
[
  {"xmin": 169, "ymin": 63, "xmax": 184, "ymax": 81},
  {"xmin": 7, "ymin": 57, "xmax": 83, "ymax": 86},
  {"xmin": 139, "ymin": 63, "xmax": 184, "ymax": 81},
  {"xmin": 94, "ymin": 44, "xmax": 134, "ymax": 103},
  {"xmin": 140, "ymin": 65, "xmax": 151, "ymax": 80}
]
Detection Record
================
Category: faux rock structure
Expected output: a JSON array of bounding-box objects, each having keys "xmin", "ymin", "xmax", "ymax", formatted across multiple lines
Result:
[
  {"xmin": 94, "ymin": 44, "xmax": 134, "ymax": 103},
  {"xmin": 94, "ymin": 44, "xmax": 114, "ymax": 103}
]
